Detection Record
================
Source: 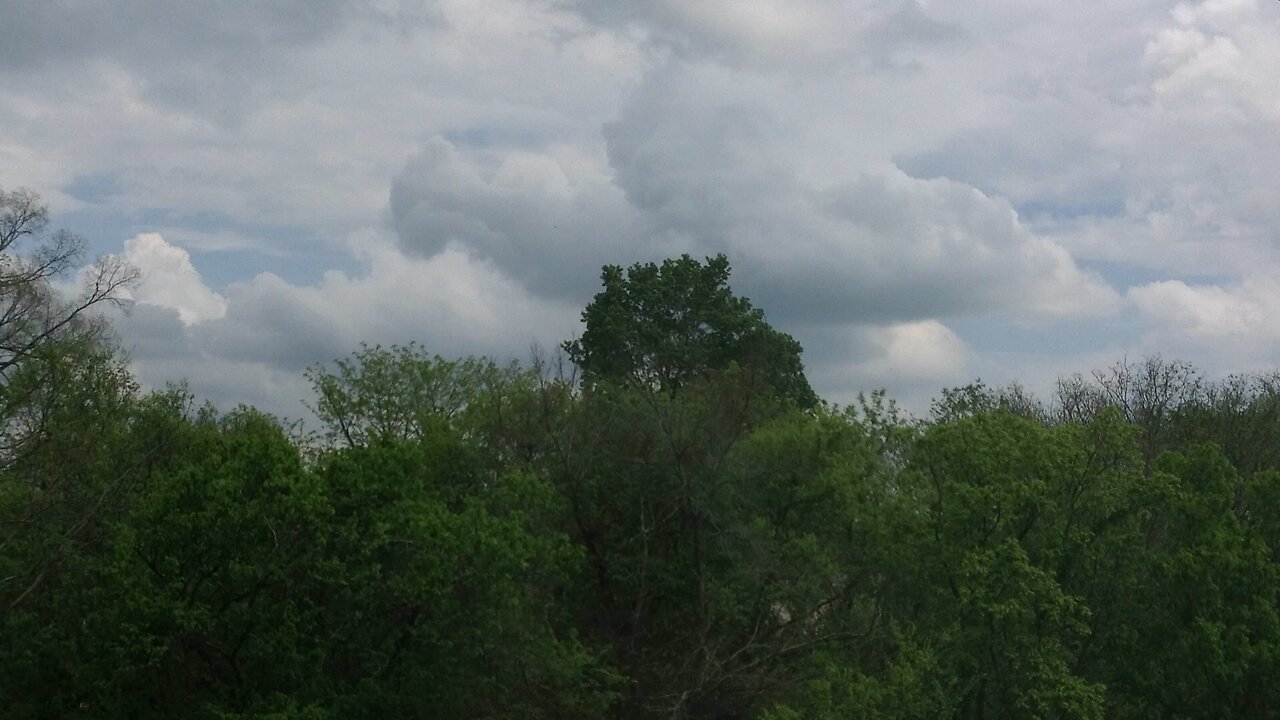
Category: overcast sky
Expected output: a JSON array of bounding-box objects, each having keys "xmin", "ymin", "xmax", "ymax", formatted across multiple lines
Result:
[{"xmin": 2, "ymin": 0, "xmax": 1278, "ymax": 417}]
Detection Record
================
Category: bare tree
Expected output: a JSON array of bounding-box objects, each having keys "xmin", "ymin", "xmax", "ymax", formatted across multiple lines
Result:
[
  {"xmin": 1091, "ymin": 357, "xmax": 1203, "ymax": 463},
  {"xmin": 1051, "ymin": 373, "xmax": 1107, "ymax": 426},
  {"xmin": 0, "ymin": 188, "xmax": 136, "ymax": 366}
]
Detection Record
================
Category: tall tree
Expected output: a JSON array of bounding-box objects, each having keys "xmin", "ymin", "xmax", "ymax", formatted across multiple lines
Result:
[{"xmin": 564, "ymin": 254, "xmax": 817, "ymax": 409}]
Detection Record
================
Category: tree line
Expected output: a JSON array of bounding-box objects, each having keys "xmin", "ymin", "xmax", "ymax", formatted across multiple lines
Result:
[{"xmin": 4, "ymin": 189, "xmax": 1280, "ymax": 719}]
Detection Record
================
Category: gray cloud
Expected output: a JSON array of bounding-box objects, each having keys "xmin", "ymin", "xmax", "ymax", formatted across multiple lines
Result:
[
  {"xmin": 559, "ymin": 0, "xmax": 964, "ymax": 72},
  {"xmin": 389, "ymin": 137, "xmax": 639, "ymax": 298},
  {"xmin": 0, "ymin": 1, "xmax": 374, "ymax": 122},
  {"xmin": 113, "ymin": 303, "xmax": 193, "ymax": 362},
  {"xmin": 7, "ymin": 0, "xmax": 1280, "ymax": 419},
  {"xmin": 0, "ymin": 2, "xmax": 338, "ymax": 68},
  {"xmin": 390, "ymin": 63, "xmax": 1116, "ymax": 327}
]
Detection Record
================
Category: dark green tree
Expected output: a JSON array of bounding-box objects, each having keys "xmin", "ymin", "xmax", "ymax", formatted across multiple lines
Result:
[
  {"xmin": 2, "ymin": 376, "xmax": 618, "ymax": 719},
  {"xmin": 510, "ymin": 357, "xmax": 886, "ymax": 718},
  {"xmin": 564, "ymin": 254, "xmax": 817, "ymax": 409}
]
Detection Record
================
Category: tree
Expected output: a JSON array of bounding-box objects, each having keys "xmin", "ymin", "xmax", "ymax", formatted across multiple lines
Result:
[
  {"xmin": 0, "ymin": 188, "xmax": 136, "ymax": 467},
  {"xmin": 510, "ymin": 358, "xmax": 882, "ymax": 718},
  {"xmin": 564, "ymin": 254, "xmax": 817, "ymax": 409},
  {"xmin": 0, "ymin": 188, "xmax": 136, "ymax": 369},
  {"xmin": 0, "ymin": 188, "xmax": 139, "ymax": 626},
  {"xmin": 892, "ymin": 409, "xmax": 1113, "ymax": 719},
  {"xmin": 305, "ymin": 343, "xmax": 509, "ymax": 448},
  {"xmin": 2, "ymin": 396, "xmax": 617, "ymax": 719}
]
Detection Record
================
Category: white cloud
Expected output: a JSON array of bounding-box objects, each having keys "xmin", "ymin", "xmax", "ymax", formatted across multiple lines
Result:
[
  {"xmin": 122, "ymin": 233, "xmax": 227, "ymax": 325},
  {"xmin": 1130, "ymin": 275, "xmax": 1280, "ymax": 347},
  {"xmin": 1171, "ymin": 0, "xmax": 1256, "ymax": 30},
  {"xmin": 111, "ymin": 230, "xmax": 579, "ymax": 418},
  {"xmin": 1147, "ymin": 2, "xmax": 1280, "ymax": 122},
  {"xmin": 201, "ymin": 232, "xmax": 580, "ymax": 367},
  {"xmin": 0, "ymin": 0, "xmax": 643, "ymax": 246},
  {"xmin": 839, "ymin": 1, "xmax": 1278, "ymax": 298},
  {"xmin": 1118, "ymin": 268, "xmax": 1280, "ymax": 379}
]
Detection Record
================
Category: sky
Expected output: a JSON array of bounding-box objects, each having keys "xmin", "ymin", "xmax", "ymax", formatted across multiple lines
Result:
[{"xmin": 2, "ymin": 0, "xmax": 1279, "ymax": 419}]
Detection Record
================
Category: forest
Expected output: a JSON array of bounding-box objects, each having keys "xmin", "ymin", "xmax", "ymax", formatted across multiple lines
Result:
[{"xmin": 5, "ymin": 190, "xmax": 1280, "ymax": 719}]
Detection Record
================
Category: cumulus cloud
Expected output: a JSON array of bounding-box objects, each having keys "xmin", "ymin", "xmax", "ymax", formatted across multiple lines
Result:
[
  {"xmin": 111, "ymin": 227, "xmax": 985, "ymax": 418},
  {"xmin": 0, "ymin": 0, "xmax": 368, "ymax": 121},
  {"xmin": 111, "ymin": 231, "xmax": 580, "ymax": 418},
  {"xmin": 6, "ymin": 0, "xmax": 1280, "ymax": 416},
  {"xmin": 1130, "ymin": 275, "xmax": 1280, "ymax": 345},
  {"xmin": 897, "ymin": 0, "xmax": 1280, "ymax": 280},
  {"xmin": 1, "ymin": 0, "xmax": 639, "ymax": 238},
  {"xmin": 389, "ymin": 137, "xmax": 638, "ymax": 298},
  {"xmin": 122, "ymin": 233, "xmax": 227, "ymax": 325},
  {"xmin": 196, "ymin": 233, "xmax": 580, "ymax": 370},
  {"xmin": 390, "ymin": 64, "xmax": 1117, "ymax": 325}
]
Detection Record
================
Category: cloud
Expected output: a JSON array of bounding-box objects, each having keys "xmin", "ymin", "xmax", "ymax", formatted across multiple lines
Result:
[
  {"xmin": 799, "ymin": 319, "xmax": 973, "ymax": 413},
  {"xmin": 0, "ymin": 1, "xmax": 369, "ymax": 122},
  {"xmin": 1, "ymin": 0, "xmax": 640, "ymax": 244},
  {"xmin": 1117, "ymin": 271, "xmax": 1280, "ymax": 382},
  {"xmin": 1130, "ymin": 275, "xmax": 1280, "ymax": 345},
  {"xmin": 121, "ymin": 233, "xmax": 227, "ymax": 325},
  {"xmin": 7, "ymin": 0, "xmax": 1280, "ymax": 418},
  {"xmin": 110, "ymin": 231, "xmax": 580, "ymax": 418},
  {"xmin": 390, "ymin": 67, "xmax": 1117, "ymax": 325},
  {"xmin": 199, "ymin": 233, "xmax": 580, "ymax": 369},
  {"xmin": 108, "ymin": 231, "xmax": 986, "ymax": 418},
  {"xmin": 895, "ymin": 0, "xmax": 1280, "ymax": 280},
  {"xmin": 561, "ymin": 0, "xmax": 963, "ymax": 71},
  {"xmin": 389, "ymin": 137, "xmax": 638, "ymax": 298}
]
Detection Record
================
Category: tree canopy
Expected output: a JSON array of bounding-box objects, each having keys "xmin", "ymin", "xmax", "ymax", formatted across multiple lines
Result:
[
  {"xmin": 3, "ymin": 205, "xmax": 1280, "ymax": 719},
  {"xmin": 564, "ymin": 254, "xmax": 817, "ymax": 409}
]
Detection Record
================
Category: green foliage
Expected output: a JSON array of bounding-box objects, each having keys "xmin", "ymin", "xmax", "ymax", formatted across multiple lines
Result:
[
  {"xmin": 305, "ymin": 342, "xmax": 527, "ymax": 449},
  {"xmin": 2, "ymin": 383, "xmax": 614, "ymax": 719},
  {"xmin": 8, "ymin": 250, "xmax": 1280, "ymax": 719},
  {"xmin": 310, "ymin": 437, "xmax": 615, "ymax": 719},
  {"xmin": 564, "ymin": 254, "xmax": 817, "ymax": 408},
  {"xmin": 0, "ymin": 340, "xmax": 139, "ymax": 609}
]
